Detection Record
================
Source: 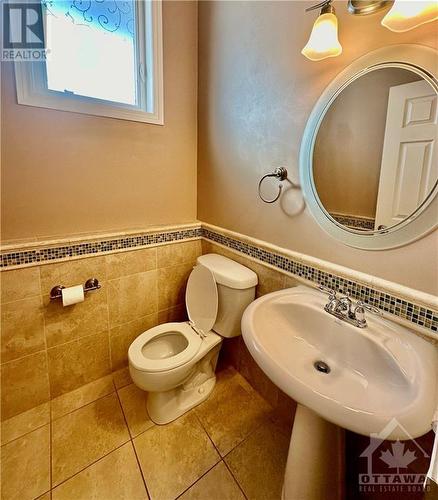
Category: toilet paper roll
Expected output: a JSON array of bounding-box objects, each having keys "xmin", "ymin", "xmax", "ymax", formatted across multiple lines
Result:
[{"xmin": 61, "ymin": 285, "xmax": 85, "ymax": 307}]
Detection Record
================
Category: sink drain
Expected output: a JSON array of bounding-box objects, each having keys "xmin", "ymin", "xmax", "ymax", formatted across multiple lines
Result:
[{"xmin": 314, "ymin": 360, "xmax": 330, "ymax": 374}]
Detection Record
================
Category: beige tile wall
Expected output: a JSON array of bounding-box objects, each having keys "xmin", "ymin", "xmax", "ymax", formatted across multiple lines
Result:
[
  {"xmin": 1, "ymin": 238, "xmax": 294, "ymax": 423},
  {"xmin": 1, "ymin": 240, "xmax": 201, "ymax": 420}
]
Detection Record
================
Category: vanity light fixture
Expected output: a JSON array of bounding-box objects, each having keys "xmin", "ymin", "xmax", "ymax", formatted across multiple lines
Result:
[
  {"xmin": 381, "ymin": 0, "xmax": 438, "ymax": 32},
  {"xmin": 303, "ymin": 1, "xmax": 438, "ymax": 61},
  {"xmin": 347, "ymin": 0, "xmax": 390, "ymax": 16},
  {"xmin": 302, "ymin": 0, "xmax": 342, "ymax": 61}
]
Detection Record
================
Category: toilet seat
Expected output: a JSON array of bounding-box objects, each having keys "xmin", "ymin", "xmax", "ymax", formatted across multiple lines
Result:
[
  {"xmin": 129, "ymin": 322, "xmax": 203, "ymax": 373},
  {"xmin": 129, "ymin": 265, "xmax": 219, "ymax": 373}
]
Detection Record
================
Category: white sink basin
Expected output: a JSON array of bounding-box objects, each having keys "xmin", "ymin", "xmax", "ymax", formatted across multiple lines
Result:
[{"xmin": 241, "ymin": 285, "xmax": 438, "ymax": 439}]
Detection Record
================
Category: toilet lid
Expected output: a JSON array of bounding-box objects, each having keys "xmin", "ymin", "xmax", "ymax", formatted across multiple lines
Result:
[{"xmin": 186, "ymin": 265, "xmax": 218, "ymax": 334}]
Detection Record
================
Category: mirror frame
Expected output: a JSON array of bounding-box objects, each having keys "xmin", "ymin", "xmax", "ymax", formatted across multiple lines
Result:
[{"xmin": 300, "ymin": 44, "xmax": 438, "ymax": 250}]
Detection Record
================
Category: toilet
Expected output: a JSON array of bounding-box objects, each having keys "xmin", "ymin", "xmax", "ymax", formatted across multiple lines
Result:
[{"xmin": 128, "ymin": 253, "xmax": 258, "ymax": 424}]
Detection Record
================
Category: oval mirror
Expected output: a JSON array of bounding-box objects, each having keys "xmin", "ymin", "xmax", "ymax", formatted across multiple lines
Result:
[{"xmin": 300, "ymin": 45, "xmax": 438, "ymax": 250}]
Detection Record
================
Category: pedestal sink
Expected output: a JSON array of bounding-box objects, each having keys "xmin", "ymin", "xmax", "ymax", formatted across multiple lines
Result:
[{"xmin": 241, "ymin": 285, "xmax": 438, "ymax": 439}]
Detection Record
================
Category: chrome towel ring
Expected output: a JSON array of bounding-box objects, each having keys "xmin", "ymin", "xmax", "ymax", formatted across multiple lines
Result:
[{"xmin": 258, "ymin": 167, "xmax": 288, "ymax": 203}]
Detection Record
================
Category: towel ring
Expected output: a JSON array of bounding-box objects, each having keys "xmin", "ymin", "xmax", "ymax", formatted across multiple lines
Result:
[{"xmin": 258, "ymin": 167, "xmax": 288, "ymax": 203}]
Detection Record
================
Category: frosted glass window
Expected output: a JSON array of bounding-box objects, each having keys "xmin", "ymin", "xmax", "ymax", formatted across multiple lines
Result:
[
  {"xmin": 14, "ymin": 1, "xmax": 163, "ymax": 124},
  {"xmin": 45, "ymin": 1, "xmax": 137, "ymax": 105}
]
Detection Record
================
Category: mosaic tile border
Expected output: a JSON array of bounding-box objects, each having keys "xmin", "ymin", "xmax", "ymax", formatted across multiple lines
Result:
[
  {"xmin": 0, "ymin": 227, "xmax": 202, "ymax": 268},
  {"xmin": 201, "ymin": 228, "xmax": 438, "ymax": 334},
  {"xmin": 1, "ymin": 223, "xmax": 437, "ymax": 334},
  {"xmin": 330, "ymin": 212, "xmax": 375, "ymax": 231}
]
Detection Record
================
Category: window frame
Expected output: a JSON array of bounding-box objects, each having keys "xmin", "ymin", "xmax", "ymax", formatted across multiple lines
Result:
[{"xmin": 14, "ymin": 0, "xmax": 164, "ymax": 124}]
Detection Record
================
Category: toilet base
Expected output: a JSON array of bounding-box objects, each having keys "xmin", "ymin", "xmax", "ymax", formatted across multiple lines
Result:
[
  {"xmin": 146, "ymin": 376, "xmax": 216, "ymax": 425},
  {"xmin": 146, "ymin": 343, "xmax": 221, "ymax": 425}
]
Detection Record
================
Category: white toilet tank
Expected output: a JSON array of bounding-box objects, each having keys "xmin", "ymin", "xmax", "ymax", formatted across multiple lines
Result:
[{"xmin": 196, "ymin": 254, "xmax": 258, "ymax": 338}]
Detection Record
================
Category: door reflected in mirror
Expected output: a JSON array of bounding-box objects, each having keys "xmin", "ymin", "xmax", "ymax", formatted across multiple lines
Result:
[{"xmin": 313, "ymin": 67, "xmax": 438, "ymax": 233}]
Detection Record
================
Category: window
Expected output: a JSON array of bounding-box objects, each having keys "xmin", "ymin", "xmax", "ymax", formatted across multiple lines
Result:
[{"xmin": 14, "ymin": 0, "xmax": 163, "ymax": 124}]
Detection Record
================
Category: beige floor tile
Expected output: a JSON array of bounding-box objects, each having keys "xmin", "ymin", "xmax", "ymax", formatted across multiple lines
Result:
[
  {"xmin": 52, "ymin": 393, "xmax": 130, "ymax": 486},
  {"xmin": 51, "ymin": 375, "xmax": 115, "ymax": 420},
  {"xmin": 225, "ymin": 421, "xmax": 290, "ymax": 500},
  {"xmin": 134, "ymin": 412, "xmax": 220, "ymax": 500},
  {"xmin": 112, "ymin": 366, "xmax": 133, "ymax": 389},
  {"xmin": 118, "ymin": 384, "xmax": 154, "ymax": 438},
  {"xmin": 1, "ymin": 402, "xmax": 50, "ymax": 445},
  {"xmin": 1, "ymin": 296, "xmax": 45, "ymax": 362},
  {"xmin": 179, "ymin": 462, "xmax": 245, "ymax": 500},
  {"xmin": 1, "ymin": 424, "xmax": 50, "ymax": 500},
  {"xmin": 1, "ymin": 351, "xmax": 50, "ymax": 420},
  {"xmin": 47, "ymin": 331, "xmax": 111, "ymax": 397},
  {"xmin": 1, "ymin": 267, "xmax": 41, "ymax": 304},
  {"xmin": 37, "ymin": 493, "xmax": 51, "ymax": 500},
  {"xmin": 214, "ymin": 366, "xmax": 252, "ymax": 393},
  {"xmin": 52, "ymin": 443, "xmax": 147, "ymax": 500},
  {"xmin": 195, "ymin": 371, "xmax": 272, "ymax": 456}
]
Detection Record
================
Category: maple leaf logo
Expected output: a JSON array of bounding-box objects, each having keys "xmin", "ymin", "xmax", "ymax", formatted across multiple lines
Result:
[{"xmin": 379, "ymin": 441, "xmax": 417, "ymax": 470}]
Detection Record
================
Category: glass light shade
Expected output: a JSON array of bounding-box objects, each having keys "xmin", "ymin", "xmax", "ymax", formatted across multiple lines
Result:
[
  {"xmin": 302, "ymin": 13, "xmax": 342, "ymax": 61},
  {"xmin": 382, "ymin": 1, "xmax": 438, "ymax": 32}
]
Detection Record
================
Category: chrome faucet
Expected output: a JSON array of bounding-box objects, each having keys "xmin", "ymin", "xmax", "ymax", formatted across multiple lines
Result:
[{"xmin": 317, "ymin": 285, "xmax": 381, "ymax": 328}]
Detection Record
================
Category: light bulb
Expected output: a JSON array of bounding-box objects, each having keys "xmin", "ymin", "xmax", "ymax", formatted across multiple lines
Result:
[
  {"xmin": 382, "ymin": 0, "xmax": 438, "ymax": 32},
  {"xmin": 302, "ymin": 12, "xmax": 342, "ymax": 61}
]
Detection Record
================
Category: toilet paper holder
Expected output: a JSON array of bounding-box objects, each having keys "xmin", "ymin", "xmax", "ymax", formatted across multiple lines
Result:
[{"xmin": 50, "ymin": 278, "xmax": 101, "ymax": 301}]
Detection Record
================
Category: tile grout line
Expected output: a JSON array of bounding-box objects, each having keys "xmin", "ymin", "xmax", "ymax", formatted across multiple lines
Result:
[
  {"xmin": 42, "ymin": 265, "xmax": 53, "ymax": 496},
  {"xmin": 222, "ymin": 458, "xmax": 249, "ymax": 500},
  {"xmin": 50, "ymin": 440, "xmax": 130, "ymax": 492},
  {"xmin": 189, "ymin": 410, "xmax": 250, "ymax": 499},
  {"xmin": 0, "ymin": 420, "xmax": 49, "ymax": 448},
  {"xmin": 0, "ymin": 292, "xmax": 43, "ymax": 306},
  {"xmin": 173, "ymin": 459, "xmax": 223, "ymax": 499},
  {"xmin": 114, "ymin": 386, "xmax": 152, "ymax": 499},
  {"xmin": 104, "ymin": 276, "xmax": 113, "ymax": 374},
  {"xmin": 5, "ymin": 367, "xmax": 279, "ymax": 500},
  {"xmin": 49, "ymin": 394, "xmax": 53, "ymax": 495},
  {"xmin": 191, "ymin": 391, "xmax": 265, "ymax": 499},
  {"xmin": 49, "ymin": 381, "xmax": 126, "ymax": 495},
  {"xmin": 51, "ymin": 385, "xmax": 116, "ymax": 423},
  {"xmin": 1, "ymin": 373, "xmax": 270, "ymax": 448}
]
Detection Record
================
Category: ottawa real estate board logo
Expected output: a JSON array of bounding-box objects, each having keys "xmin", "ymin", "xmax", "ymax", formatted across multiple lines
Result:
[
  {"xmin": 359, "ymin": 418, "xmax": 431, "ymax": 494},
  {"xmin": 2, "ymin": 2, "xmax": 49, "ymax": 61}
]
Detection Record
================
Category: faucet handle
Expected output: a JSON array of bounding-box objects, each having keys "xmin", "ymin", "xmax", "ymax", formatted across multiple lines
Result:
[
  {"xmin": 317, "ymin": 285, "xmax": 336, "ymax": 299},
  {"xmin": 354, "ymin": 301, "xmax": 382, "ymax": 316}
]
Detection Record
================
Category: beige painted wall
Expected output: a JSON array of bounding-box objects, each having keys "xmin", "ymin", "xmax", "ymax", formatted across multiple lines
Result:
[
  {"xmin": 197, "ymin": 1, "xmax": 438, "ymax": 294},
  {"xmin": 1, "ymin": 0, "xmax": 198, "ymax": 242},
  {"xmin": 314, "ymin": 68, "xmax": 421, "ymax": 219}
]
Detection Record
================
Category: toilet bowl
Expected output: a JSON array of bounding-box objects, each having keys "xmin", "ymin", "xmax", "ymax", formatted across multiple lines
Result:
[{"xmin": 128, "ymin": 253, "xmax": 258, "ymax": 424}]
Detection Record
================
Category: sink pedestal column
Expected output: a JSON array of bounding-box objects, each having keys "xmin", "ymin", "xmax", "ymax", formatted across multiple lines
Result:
[{"xmin": 282, "ymin": 405, "xmax": 345, "ymax": 500}]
